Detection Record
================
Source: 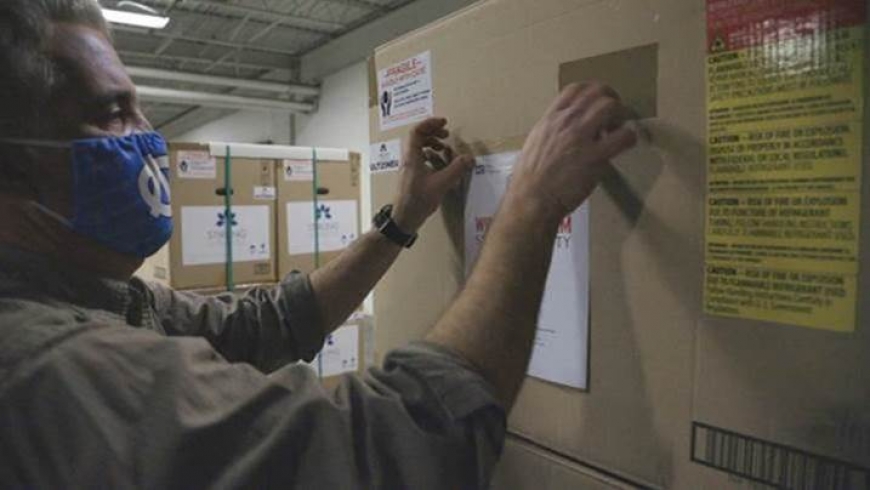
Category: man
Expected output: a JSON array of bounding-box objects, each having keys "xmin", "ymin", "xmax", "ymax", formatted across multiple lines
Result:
[{"xmin": 0, "ymin": 1, "xmax": 637, "ymax": 488}]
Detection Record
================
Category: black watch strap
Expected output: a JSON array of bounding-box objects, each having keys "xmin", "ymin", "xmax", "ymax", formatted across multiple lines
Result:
[{"xmin": 373, "ymin": 205, "xmax": 417, "ymax": 248}]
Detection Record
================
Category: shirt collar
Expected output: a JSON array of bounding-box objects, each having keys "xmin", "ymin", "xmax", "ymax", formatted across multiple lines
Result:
[{"xmin": 0, "ymin": 245, "xmax": 136, "ymax": 318}]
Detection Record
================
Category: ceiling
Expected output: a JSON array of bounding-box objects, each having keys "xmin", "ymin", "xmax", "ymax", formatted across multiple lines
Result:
[{"xmin": 110, "ymin": 0, "xmax": 417, "ymax": 131}]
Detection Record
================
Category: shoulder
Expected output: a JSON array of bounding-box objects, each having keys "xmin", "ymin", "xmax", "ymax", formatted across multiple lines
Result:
[{"xmin": 0, "ymin": 297, "xmax": 117, "ymax": 392}]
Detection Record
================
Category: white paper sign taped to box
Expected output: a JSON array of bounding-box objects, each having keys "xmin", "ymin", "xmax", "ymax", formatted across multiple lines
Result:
[
  {"xmin": 370, "ymin": 139, "xmax": 403, "ymax": 174},
  {"xmin": 287, "ymin": 200, "xmax": 359, "ymax": 255},
  {"xmin": 377, "ymin": 51, "xmax": 434, "ymax": 131},
  {"xmin": 177, "ymin": 151, "xmax": 216, "ymax": 179},
  {"xmin": 465, "ymin": 151, "xmax": 591, "ymax": 390},
  {"xmin": 181, "ymin": 205, "xmax": 272, "ymax": 266}
]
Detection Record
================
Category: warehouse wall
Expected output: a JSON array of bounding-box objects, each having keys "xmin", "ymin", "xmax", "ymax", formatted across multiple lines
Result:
[
  {"xmin": 294, "ymin": 61, "xmax": 375, "ymax": 314},
  {"xmin": 295, "ymin": 61, "xmax": 373, "ymax": 225},
  {"xmin": 176, "ymin": 111, "xmax": 292, "ymax": 145}
]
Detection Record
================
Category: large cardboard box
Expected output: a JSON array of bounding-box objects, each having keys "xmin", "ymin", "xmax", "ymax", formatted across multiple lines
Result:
[
  {"xmin": 368, "ymin": 0, "xmax": 868, "ymax": 488},
  {"xmin": 276, "ymin": 150, "xmax": 362, "ymax": 277},
  {"xmin": 136, "ymin": 143, "xmax": 278, "ymax": 290}
]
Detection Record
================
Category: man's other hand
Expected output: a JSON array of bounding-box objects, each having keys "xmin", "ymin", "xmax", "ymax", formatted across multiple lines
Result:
[{"xmin": 391, "ymin": 118, "xmax": 475, "ymax": 233}]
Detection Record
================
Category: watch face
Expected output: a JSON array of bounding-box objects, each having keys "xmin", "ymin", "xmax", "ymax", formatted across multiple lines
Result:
[{"xmin": 374, "ymin": 205, "xmax": 392, "ymax": 226}]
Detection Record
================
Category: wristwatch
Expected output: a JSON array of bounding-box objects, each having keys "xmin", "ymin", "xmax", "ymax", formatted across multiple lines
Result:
[{"xmin": 373, "ymin": 204, "xmax": 417, "ymax": 248}]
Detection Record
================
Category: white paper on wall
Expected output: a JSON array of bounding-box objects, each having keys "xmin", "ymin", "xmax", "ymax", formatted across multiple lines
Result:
[
  {"xmin": 377, "ymin": 51, "xmax": 434, "ymax": 131},
  {"xmin": 176, "ymin": 151, "xmax": 216, "ymax": 179},
  {"xmin": 465, "ymin": 151, "xmax": 591, "ymax": 390},
  {"xmin": 181, "ymin": 205, "xmax": 272, "ymax": 266},
  {"xmin": 287, "ymin": 200, "xmax": 359, "ymax": 255}
]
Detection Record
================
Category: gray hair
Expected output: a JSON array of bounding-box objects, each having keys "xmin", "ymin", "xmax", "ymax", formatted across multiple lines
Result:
[
  {"xmin": 0, "ymin": 0, "xmax": 109, "ymax": 189},
  {"xmin": 0, "ymin": 0, "xmax": 109, "ymax": 133}
]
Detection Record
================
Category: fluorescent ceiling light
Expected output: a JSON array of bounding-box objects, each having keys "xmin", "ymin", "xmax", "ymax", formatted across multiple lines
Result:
[{"xmin": 102, "ymin": 8, "xmax": 170, "ymax": 29}]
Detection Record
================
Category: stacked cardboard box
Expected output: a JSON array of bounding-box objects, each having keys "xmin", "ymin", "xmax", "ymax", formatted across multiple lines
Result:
[
  {"xmin": 138, "ymin": 142, "xmax": 278, "ymax": 290},
  {"xmin": 137, "ymin": 143, "xmax": 362, "ymax": 289},
  {"xmin": 276, "ymin": 151, "xmax": 362, "ymax": 277}
]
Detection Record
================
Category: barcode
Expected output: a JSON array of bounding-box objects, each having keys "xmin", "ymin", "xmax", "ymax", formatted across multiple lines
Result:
[{"xmin": 692, "ymin": 422, "xmax": 869, "ymax": 489}]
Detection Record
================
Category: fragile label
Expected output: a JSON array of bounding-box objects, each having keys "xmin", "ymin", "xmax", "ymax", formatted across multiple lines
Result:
[
  {"xmin": 377, "ymin": 51, "xmax": 434, "ymax": 131},
  {"xmin": 370, "ymin": 140, "xmax": 402, "ymax": 174},
  {"xmin": 704, "ymin": 0, "xmax": 865, "ymax": 332},
  {"xmin": 176, "ymin": 151, "xmax": 216, "ymax": 179},
  {"xmin": 283, "ymin": 159, "xmax": 313, "ymax": 182}
]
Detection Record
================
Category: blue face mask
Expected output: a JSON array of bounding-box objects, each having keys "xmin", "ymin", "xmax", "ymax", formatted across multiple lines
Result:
[{"xmin": 2, "ymin": 132, "xmax": 173, "ymax": 258}]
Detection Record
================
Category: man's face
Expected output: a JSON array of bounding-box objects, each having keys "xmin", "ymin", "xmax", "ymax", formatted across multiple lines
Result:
[{"xmin": 32, "ymin": 23, "xmax": 151, "ymax": 217}]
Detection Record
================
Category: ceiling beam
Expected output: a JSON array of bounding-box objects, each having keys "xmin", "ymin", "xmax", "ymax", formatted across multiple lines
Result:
[
  {"xmin": 137, "ymin": 86, "xmax": 314, "ymax": 113},
  {"xmin": 113, "ymin": 25, "xmax": 300, "ymax": 57},
  {"xmin": 118, "ymin": 50, "xmax": 293, "ymax": 73},
  {"xmin": 134, "ymin": 0, "xmax": 344, "ymax": 35},
  {"xmin": 126, "ymin": 66, "xmax": 320, "ymax": 97}
]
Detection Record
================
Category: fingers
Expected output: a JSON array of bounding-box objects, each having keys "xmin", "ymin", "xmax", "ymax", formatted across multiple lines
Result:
[
  {"xmin": 560, "ymin": 86, "xmax": 620, "ymax": 131},
  {"xmin": 553, "ymin": 82, "xmax": 619, "ymax": 116},
  {"xmin": 549, "ymin": 82, "xmax": 587, "ymax": 113},
  {"xmin": 408, "ymin": 118, "xmax": 451, "ymax": 169},
  {"xmin": 423, "ymin": 140, "xmax": 454, "ymax": 171},
  {"xmin": 596, "ymin": 125, "xmax": 638, "ymax": 160},
  {"xmin": 424, "ymin": 148, "xmax": 448, "ymax": 170},
  {"xmin": 576, "ymin": 96, "xmax": 622, "ymax": 140},
  {"xmin": 411, "ymin": 117, "xmax": 449, "ymax": 144},
  {"xmin": 432, "ymin": 154, "xmax": 476, "ymax": 192},
  {"xmin": 424, "ymin": 137, "xmax": 446, "ymax": 152}
]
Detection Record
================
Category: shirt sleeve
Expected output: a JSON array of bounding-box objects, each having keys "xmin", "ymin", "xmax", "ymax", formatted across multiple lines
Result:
[
  {"xmin": 0, "ymin": 326, "xmax": 506, "ymax": 490},
  {"xmin": 144, "ymin": 274, "xmax": 325, "ymax": 372}
]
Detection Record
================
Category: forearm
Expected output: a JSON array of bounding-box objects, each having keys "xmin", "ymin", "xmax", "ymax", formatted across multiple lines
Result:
[
  {"xmin": 309, "ymin": 230, "xmax": 403, "ymax": 334},
  {"xmin": 426, "ymin": 195, "xmax": 561, "ymax": 408}
]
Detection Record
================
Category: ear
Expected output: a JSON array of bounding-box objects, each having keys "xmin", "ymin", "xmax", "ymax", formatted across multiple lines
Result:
[{"xmin": 0, "ymin": 145, "xmax": 41, "ymax": 198}]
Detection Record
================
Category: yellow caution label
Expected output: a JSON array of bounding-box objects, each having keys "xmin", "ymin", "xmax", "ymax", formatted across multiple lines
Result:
[{"xmin": 705, "ymin": 2, "xmax": 865, "ymax": 332}]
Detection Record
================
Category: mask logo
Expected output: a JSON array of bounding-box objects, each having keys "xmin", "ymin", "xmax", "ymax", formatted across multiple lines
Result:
[{"xmin": 139, "ymin": 154, "xmax": 172, "ymax": 218}]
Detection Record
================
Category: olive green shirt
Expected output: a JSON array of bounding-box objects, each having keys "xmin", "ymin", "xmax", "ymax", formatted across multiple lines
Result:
[{"xmin": 0, "ymin": 247, "xmax": 505, "ymax": 489}]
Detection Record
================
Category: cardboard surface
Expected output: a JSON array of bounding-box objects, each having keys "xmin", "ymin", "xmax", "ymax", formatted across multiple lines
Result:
[
  {"xmin": 277, "ymin": 153, "xmax": 362, "ymax": 277},
  {"xmin": 368, "ymin": 0, "xmax": 868, "ymax": 487},
  {"xmin": 163, "ymin": 143, "xmax": 277, "ymax": 290},
  {"xmin": 491, "ymin": 436, "xmax": 637, "ymax": 490},
  {"xmin": 135, "ymin": 243, "xmax": 171, "ymax": 287}
]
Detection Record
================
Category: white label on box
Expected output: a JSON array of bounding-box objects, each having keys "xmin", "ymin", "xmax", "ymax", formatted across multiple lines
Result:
[
  {"xmin": 283, "ymin": 159, "xmax": 313, "ymax": 182},
  {"xmin": 377, "ymin": 51, "xmax": 433, "ymax": 131},
  {"xmin": 287, "ymin": 200, "xmax": 359, "ymax": 255},
  {"xmin": 177, "ymin": 151, "xmax": 216, "ymax": 179},
  {"xmin": 181, "ymin": 205, "xmax": 272, "ymax": 266},
  {"xmin": 253, "ymin": 186, "xmax": 276, "ymax": 200},
  {"xmin": 370, "ymin": 139, "xmax": 402, "ymax": 174},
  {"xmin": 318, "ymin": 324, "xmax": 359, "ymax": 377}
]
